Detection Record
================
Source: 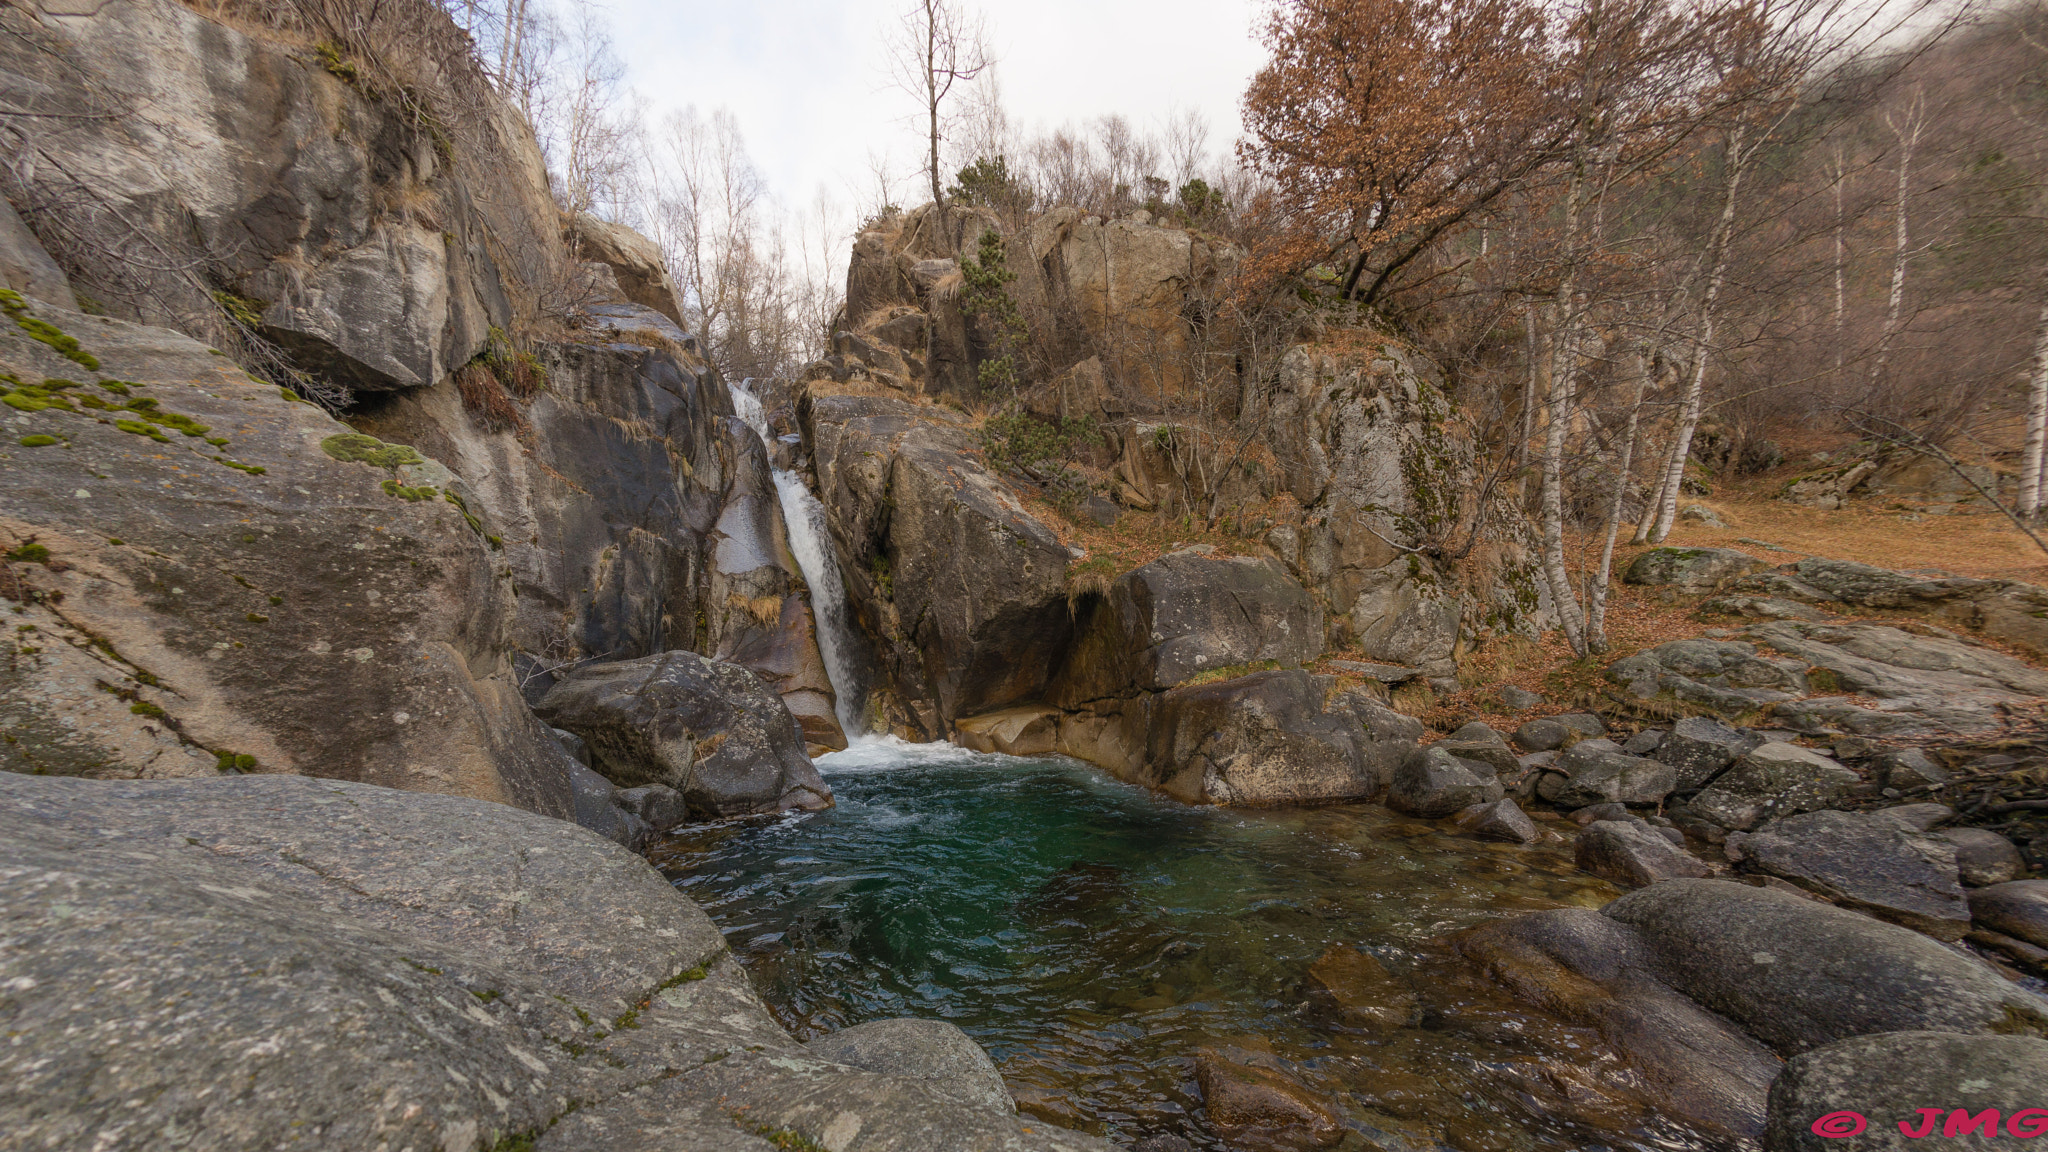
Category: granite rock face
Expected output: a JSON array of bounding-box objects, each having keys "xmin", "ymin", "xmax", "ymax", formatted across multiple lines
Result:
[
  {"xmin": 803, "ymin": 393, "xmax": 1074, "ymax": 738},
  {"xmin": 1624, "ymin": 548, "xmax": 1768, "ymax": 593},
  {"xmin": 1138, "ymin": 671, "xmax": 1416, "ymax": 806},
  {"xmin": 0, "ymin": 773, "xmax": 1109, "ymax": 1152},
  {"xmin": 0, "ymin": 298, "xmax": 576, "ymax": 818}
]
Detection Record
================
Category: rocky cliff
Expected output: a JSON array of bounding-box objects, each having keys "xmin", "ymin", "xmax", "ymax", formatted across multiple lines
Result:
[
  {"xmin": 0, "ymin": 0, "xmax": 842, "ymax": 820},
  {"xmin": 809, "ymin": 205, "xmax": 1547, "ymax": 696}
]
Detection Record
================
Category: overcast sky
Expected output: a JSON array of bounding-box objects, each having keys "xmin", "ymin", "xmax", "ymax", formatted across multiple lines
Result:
[{"xmin": 602, "ymin": 0, "xmax": 1270, "ymax": 219}]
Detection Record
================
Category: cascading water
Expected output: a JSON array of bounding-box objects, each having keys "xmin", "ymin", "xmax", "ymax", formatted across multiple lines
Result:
[{"xmin": 729, "ymin": 380, "xmax": 867, "ymax": 735}]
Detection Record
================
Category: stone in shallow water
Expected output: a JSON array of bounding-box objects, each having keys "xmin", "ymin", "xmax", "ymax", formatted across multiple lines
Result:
[
  {"xmin": 1192, "ymin": 1049, "xmax": 1343, "ymax": 1149},
  {"xmin": 1300, "ymin": 945, "xmax": 1419, "ymax": 1032},
  {"xmin": 1388, "ymin": 746, "xmax": 1502, "ymax": 818},
  {"xmin": 1470, "ymin": 797, "xmax": 1540, "ymax": 844}
]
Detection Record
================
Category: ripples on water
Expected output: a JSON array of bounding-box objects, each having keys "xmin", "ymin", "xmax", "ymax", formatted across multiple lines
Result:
[{"xmin": 652, "ymin": 741, "xmax": 1728, "ymax": 1152}]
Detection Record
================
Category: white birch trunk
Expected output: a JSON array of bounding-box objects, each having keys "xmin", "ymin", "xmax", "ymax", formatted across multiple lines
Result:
[
  {"xmin": 1873, "ymin": 96, "xmax": 1923, "ymax": 383},
  {"xmin": 1540, "ymin": 173, "xmax": 1588, "ymax": 655},
  {"xmin": 1588, "ymin": 346, "xmax": 1652, "ymax": 651},
  {"xmin": 1648, "ymin": 126, "xmax": 1747, "ymax": 545},
  {"xmin": 2023, "ymin": 296, "xmax": 2048, "ymax": 519}
]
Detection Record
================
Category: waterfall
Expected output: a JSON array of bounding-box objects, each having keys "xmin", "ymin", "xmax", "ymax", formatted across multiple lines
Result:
[{"xmin": 731, "ymin": 381, "xmax": 867, "ymax": 735}]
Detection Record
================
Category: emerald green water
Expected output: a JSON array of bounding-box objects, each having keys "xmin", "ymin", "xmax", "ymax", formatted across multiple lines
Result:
[{"xmin": 653, "ymin": 741, "xmax": 1725, "ymax": 1152}]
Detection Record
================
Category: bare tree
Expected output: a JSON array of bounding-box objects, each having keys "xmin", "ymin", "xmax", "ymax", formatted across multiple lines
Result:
[{"xmin": 885, "ymin": 0, "xmax": 991, "ymax": 233}]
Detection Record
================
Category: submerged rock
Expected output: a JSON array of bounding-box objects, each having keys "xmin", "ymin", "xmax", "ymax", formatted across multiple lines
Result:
[
  {"xmin": 1192, "ymin": 1049, "xmax": 1343, "ymax": 1149},
  {"xmin": 1300, "ymin": 945, "xmax": 1419, "ymax": 1032},
  {"xmin": 537, "ymin": 651, "xmax": 831, "ymax": 819},
  {"xmin": 1453, "ymin": 907, "xmax": 1781, "ymax": 1140}
]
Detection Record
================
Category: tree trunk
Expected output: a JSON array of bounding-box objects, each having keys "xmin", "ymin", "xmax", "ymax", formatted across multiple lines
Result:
[
  {"xmin": 2023, "ymin": 296, "xmax": 2048, "ymax": 519},
  {"xmin": 1648, "ymin": 126, "xmax": 1746, "ymax": 544},
  {"xmin": 1587, "ymin": 345, "xmax": 1651, "ymax": 650},
  {"xmin": 1539, "ymin": 170, "xmax": 1588, "ymax": 656},
  {"xmin": 1873, "ymin": 96, "xmax": 1922, "ymax": 383}
]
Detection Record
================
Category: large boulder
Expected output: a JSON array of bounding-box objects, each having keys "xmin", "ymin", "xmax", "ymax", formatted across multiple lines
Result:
[
  {"xmin": 536, "ymin": 651, "xmax": 831, "ymax": 819},
  {"xmin": 802, "ymin": 1018, "xmax": 1014, "ymax": 1114},
  {"xmin": 1601, "ymin": 879, "xmax": 2048, "ymax": 1054},
  {"xmin": 1577, "ymin": 820, "xmax": 1714, "ymax": 888},
  {"xmin": 0, "ymin": 298, "xmax": 576, "ymax": 818},
  {"xmin": 1684, "ymin": 742, "xmax": 1859, "ymax": 832},
  {"xmin": 1388, "ymin": 745, "xmax": 1504, "ymax": 817},
  {"xmin": 1733, "ymin": 810, "xmax": 1970, "ymax": 940},
  {"xmin": 568, "ymin": 213, "xmax": 689, "ymax": 328},
  {"xmin": 1763, "ymin": 1032, "xmax": 2048, "ymax": 1151},
  {"xmin": 1969, "ymin": 880, "xmax": 2048, "ymax": 948},
  {"xmin": 1938, "ymin": 828, "xmax": 2026, "ymax": 887},
  {"xmin": 1654, "ymin": 716, "xmax": 1762, "ymax": 791},
  {"xmin": 1746, "ymin": 620, "xmax": 2048, "ymax": 736},
  {"xmin": 1138, "ymin": 670, "xmax": 1415, "ymax": 805},
  {"xmin": 1551, "ymin": 743, "xmax": 1677, "ymax": 808},
  {"xmin": 803, "ymin": 393, "xmax": 1074, "ymax": 738},
  {"xmin": 1606, "ymin": 639, "xmax": 1807, "ymax": 718},
  {"xmin": 1624, "ymin": 548, "xmax": 1768, "ymax": 593},
  {"xmin": 1049, "ymin": 550, "xmax": 1321, "ymax": 705},
  {"xmin": 0, "ymin": 772, "xmax": 1104, "ymax": 1152}
]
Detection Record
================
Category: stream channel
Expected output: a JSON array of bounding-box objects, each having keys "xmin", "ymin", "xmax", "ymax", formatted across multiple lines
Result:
[{"xmin": 673, "ymin": 386, "xmax": 1719, "ymax": 1152}]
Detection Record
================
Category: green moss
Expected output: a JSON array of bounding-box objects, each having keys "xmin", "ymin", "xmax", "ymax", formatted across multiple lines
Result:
[
  {"xmin": 1807, "ymin": 667, "xmax": 1841, "ymax": 694},
  {"xmin": 268, "ymin": 595, "xmax": 283, "ymax": 605},
  {"xmin": 210, "ymin": 289, "xmax": 267, "ymax": 329},
  {"xmin": 5, "ymin": 543, "xmax": 50, "ymax": 564},
  {"xmin": 471, "ymin": 989, "xmax": 502, "ymax": 1003},
  {"xmin": 215, "ymin": 750, "xmax": 257, "ymax": 772},
  {"xmin": 313, "ymin": 41, "xmax": 360, "ymax": 84},
  {"xmin": 0, "ymin": 290, "xmax": 99, "ymax": 369},
  {"xmin": 3, "ymin": 380, "xmax": 78, "ymax": 413},
  {"xmin": 96, "ymin": 380, "xmax": 130, "ymax": 396},
  {"xmin": 401, "ymin": 958, "xmax": 443, "ymax": 975},
  {"xmin": 245, "ymin": 612, "xmax": 269, "ymax": 624},
  {"xmin": 213, "ymin": 456, "xmax": 267, "ymax": 475},
  {"xmin": 129, "ymin": 701, "xmax": 166, "ymax": 719},
  {"xmin": 17, "ymin": 435, "xmax": 58, "ymax": 447},
  {"xmin": 116, "ymin": 418, "xmax": 170, "ymax": 442},
  {"xmin": 381, "ymin": 478, "xmax": 439, "ymax": 501},
  {"xmin": 204, "ymin": 436, "xmax": 229, "ymax": 446},
  {"xmin": 321, "ymin": 432, "xmax": 423, "ymax": 470}
]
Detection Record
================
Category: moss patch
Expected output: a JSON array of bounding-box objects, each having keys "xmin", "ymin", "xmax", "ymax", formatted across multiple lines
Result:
[
  {"xmin": 0, "ymin": 289, "xmax": 100, "ymax": 370},
  {"xmin": 17, "ymin": 434, "xmax": 58, "ymax": 447},
  {"xmin": 321, "ymin": 432, "xmax": 424, "ymax": 469}
]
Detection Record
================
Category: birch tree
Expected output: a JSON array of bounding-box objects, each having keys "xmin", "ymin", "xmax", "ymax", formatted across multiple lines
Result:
[{"xmin": 886, "ymin": 0, "xmax": 991, "ymax": 235}]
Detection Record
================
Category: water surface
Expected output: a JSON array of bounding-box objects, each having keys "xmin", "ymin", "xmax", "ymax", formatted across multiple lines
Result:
[{"xmin": 654, "ymin": 741, "xmax": 1723, "ymax": 1152}]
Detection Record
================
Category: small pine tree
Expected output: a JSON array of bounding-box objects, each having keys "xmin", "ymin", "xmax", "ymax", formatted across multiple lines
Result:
[{"xmin": 958, "ymin": 228, "xmax": 1029, "ymax": 397}]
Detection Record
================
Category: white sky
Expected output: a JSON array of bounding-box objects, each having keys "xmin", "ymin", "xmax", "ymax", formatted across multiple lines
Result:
[{"xmin": 603, "ymin": 0, "xmax": 1270, "ymax": 219}]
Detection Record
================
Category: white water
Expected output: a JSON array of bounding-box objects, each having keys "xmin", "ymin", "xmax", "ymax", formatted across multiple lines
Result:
[{"xmin": 730, "ymin": 381, "xmax": 868, "ymax": 736}]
